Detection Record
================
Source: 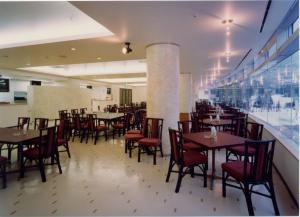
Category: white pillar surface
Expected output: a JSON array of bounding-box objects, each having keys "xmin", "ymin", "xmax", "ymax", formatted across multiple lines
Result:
[
  {"xmin": 146, "ymin": 43, "xmax": 180, "ymax": 154},
  {"xmin": 179, "ymin": 73, "xmax": 192, "ymax": 113}
]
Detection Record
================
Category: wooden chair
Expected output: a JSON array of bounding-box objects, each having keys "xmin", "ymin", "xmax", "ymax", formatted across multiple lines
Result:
[
  {"xmin": 81, "ymin": 114, "xmax": 97, "ymax": 144},
  {"xmin": 138, "ymin": 118, "xmax": 164, "ymax": 165},
  {"xmin": 226, "ymin": 122, "xmax": 263, "ymax": 161},
  {"xmin": 71, "ymin": 109, "xmax": 79, "ymax": 115},
  {"xmin": 222, "ymin": 140, "xmax": 279, "ymax": 216},
  {"xmin": 56, "ymin": 119, "xmax": 71, "ymax": 158},
  {"xmin": 94, "ymin": 118, "xmax": 108, "ymax": 144},
  {"xmin": 166, "ymin": 128, "xmax": 208, "ymax": 193},
  {"xmin": 34, "ymin": 118, "xmax": 49, "ymax": 130},
  {"xmin": 0, "ymin": 156, "xmax": 7, "ymax": 188},
  {"xmin": 21, "ymin": 126, "xmax": 62, "ymax": 182},
  {"xmin": 178, "ymin": 120, "xmax": 203, "ymax": 151}
]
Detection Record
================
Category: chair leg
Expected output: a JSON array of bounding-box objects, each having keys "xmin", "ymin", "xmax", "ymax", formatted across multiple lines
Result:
[
  {"xmin": 1, "ymin": 165, "xmax": 6, "ymax": 189},
  {"xmin": 222, "ymin": 170, "xmax": 226, "ymax": 197},
  {"xmin": 203, "ymin": 164, "xmax": 207, "ymax": 187},
  {"xmin": 65, "ymin": 141, "xmax": 71, "ymax": 158},
  {"xmin": 153, "ymin": 146, "xmax": 157, "ymax": 165},
  {"xmin": 94, "ymin": 131, "xmax": 99, "ymax": 145},
  {"xmin": 138, "ymin": 145, "xmax": 141, "ymax": 162},
  {"xmin": 80, "ymin": 129, "xmax": 85, "ymax": 143},
  {"xmin": 105, "ymin": 130, "xmax": 108, "ymax": 141},
  {"xmin": 244, "ymin": 183, "xmax": 254, "ymax": 216},
  {"xmin": 56, "ymin": 151, "xmax": 63, "ymax": 174},
  {"xmin": 190, "ymin": 167, "xmax": 194, "ymax": 178},
  {"xmin": 129, "ymin": 141, "xmax": 133, "ymax": 158},
  {"xmin": 175, "ymin": 165, "xmax": 183, "ymax": 193},
  {"xmin": 125, "ymin": 140, "xmax": 128, "ymax": 153},
  {"xmin": 38, "ymin": 158, "xmax": 46, "ymax": 182},
  {"xmin": 269, "ymin": 180, "xmax": 280, "ymax": 216},
  {"xmin": 85, "ymin": 130, "xmax": 90, "ymax": 144},
  {"xmin": 160, "ymin": 144, "xmax": 163, "ymax": 157},
  {"xmin": 166, "ymin": 158, "xmax": 173, "ymax": 182},
  {"xmin": 112, "ymin": 129, "xmax": 115, "ymax": 140}
]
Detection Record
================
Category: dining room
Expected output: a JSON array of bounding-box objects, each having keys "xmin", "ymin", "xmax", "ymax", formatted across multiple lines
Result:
[{"xmin": 0, "ymin": 1, "xmax": 299, "ymax": 216}]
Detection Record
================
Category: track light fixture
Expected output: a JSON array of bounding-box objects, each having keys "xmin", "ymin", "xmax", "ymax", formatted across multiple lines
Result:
[{"xmin": 122, "ymin": 42, "xmax": 132, "ymax": 54}]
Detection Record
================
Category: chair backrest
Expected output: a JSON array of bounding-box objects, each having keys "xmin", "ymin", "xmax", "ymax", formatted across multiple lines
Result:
[
  {"xmin": 145, "ymin": 118, "xmax": 163, "ymax": 139},
  {"xmin": 168, "ymin": 128, "xmax": 184, "ymax": 164},
  {"xmin": 246, "ymin": 122, "xmax": 263, "ymax": 140},
  {"xmin": 86, "ymin": 114, "xmax": 95, "ymax": 130},
  {"xmin": 18, "ymin": 117, "xmax": 30, "ymax": 129},
  {"xmin": 72, "ymin": 114, "xmax": 81, "ymax": 129},
  {"xmin": 80, "ymin": 108, "xmax": 87, "ymax": 115},
  {"xmin": 39, "ymin": 126, "xmax": 57, "ymax": 158},
  {"xmin": 124, "ymin": 112, "xmax": 134, "ymax": 130},
  {"xmin": 56, "ymin": 118, "xmax": 69, "ymax": 140},
  {"xmin": 71, "ymin": 109, "xmax": 79, "ymax": 115},
  {"xmin": 231, "ymin": 117, "xmax": 247, "ymax": 137},
  {"xmin": 34, "ymin": 118, "xmax": 49, "ymax": 130},
  {"xmin": 178, "ymin": 120, "xmax": 198, "ymax": 134},
  {"xmin": 243, "ymin": 140, "xmax": 276, "ymax": 182}
]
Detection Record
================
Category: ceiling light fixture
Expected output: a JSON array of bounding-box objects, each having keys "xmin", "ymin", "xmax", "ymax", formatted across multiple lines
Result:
[
  {"xmin": 122, "ymin": 42, "xmax": 132, "ymax": 54},
  {"xmin": 71, "ymin": 47, "xmax": 76, "ymax": 51},
  {"xmin": 26, "ymin": 63, "xmax": 31, "ymax": 66},
  {"xmin": 96, "ymin": 57, "xmax": 102, "ymax": 60}
]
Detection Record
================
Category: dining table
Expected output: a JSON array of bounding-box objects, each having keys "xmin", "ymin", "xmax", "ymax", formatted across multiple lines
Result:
[
  {"xmin": 0, "ymin": 127, "xmax": 42, "ymax": 178},
  {"xmin": 205, "ymin": 113, "xmax": 235, "ymax": 119},
  {"xmin": 183, "ymin": 131, "xmax": 246, "ymax": 190},
  {"xmin": 201, "ymin": 118, "xmax": 232, "ymax": 131}
]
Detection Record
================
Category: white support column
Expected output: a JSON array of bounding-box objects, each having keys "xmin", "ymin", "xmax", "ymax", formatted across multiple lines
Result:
[
  {"xmin": 146, "ymin": 43, "xmax": 180, "ymax": 154},
  {"xmin": 179, "ymin": 72, "xmax": 192, "ymax": 113}
]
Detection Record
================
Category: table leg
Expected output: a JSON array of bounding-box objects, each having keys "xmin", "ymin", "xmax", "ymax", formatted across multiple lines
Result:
[
  {"xmin": 18, "ymin": 144, "xmax": 24, "ymax": 179},
  {"xmin": 210, "ymin": 149, "xmax": 216, "ymax": 190}
]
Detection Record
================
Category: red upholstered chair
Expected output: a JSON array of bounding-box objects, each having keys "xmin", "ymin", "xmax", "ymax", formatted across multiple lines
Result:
[
  {"xmin": 112, "ymin": 113, "xmax": 132, "ymax": 139},
  {"xmin": 178, "ymin": 120, "xmax": 203, "ymax": 151},
  {"xmin": 166, "ymin": 128, "xmax": 208, "ymax": 193},
  {"xmin": 124, "ymin": 117, "xmax": 147, "ymax": 157},
  {"xmin": 226, "ymin": 121, "xmax": 263, "ymax": 161},
  {"xmin": 34, "ymin": 118, "xmax": 49, "ymax": 130},
  {"xmin": 71, "ymin": 109, "xmax": 79, "ymax": 115},
  {"xmin": 138, "ymin": 118, "xmax": 163, "ymax": 165},
  {"xmin": 71, "ymin": 114, "xmax": 84, "ymax": 142},
  {"xmin": 81, "ymin": 114, "xmax": 96, "ymax": 144},
  {"xmin": 94, "ymin": 118, "xmax": 108, "ymax": 144},
  {"xmin": 21, "ymin": 126, "xmax": 62, "ymax": 182},
  {"xmin": 222, "ymin": 139, "xmax": 279, "ymax": 216},
  {"xmin": 0, "ymin": 156, "xmax": 7, "ymax": 188},
  {"xmin": 55, "ymin": 119, "xmax": 71, "ymax": 158}
]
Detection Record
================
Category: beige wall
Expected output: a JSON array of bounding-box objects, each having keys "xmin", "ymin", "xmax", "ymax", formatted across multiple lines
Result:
[
  {"xmin": 0, "ymin": 104, "xmax": 28, "ymax": 127},
  {"xmin": 132, "ymin": 86, "xmax": 147, "ymax": 103}
]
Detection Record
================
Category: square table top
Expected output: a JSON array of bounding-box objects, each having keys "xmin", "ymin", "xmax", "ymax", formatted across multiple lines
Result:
[
  {"xmin": 93, "ymin": 112, "xmax": 124, "ymax": 120},
  {"xmin": 0, "ymin": 128, "xmax": 40, "ymax": 144},
  {"xmin": 183, "ymin": 132, "xmax": 246, "ymax": 150}
]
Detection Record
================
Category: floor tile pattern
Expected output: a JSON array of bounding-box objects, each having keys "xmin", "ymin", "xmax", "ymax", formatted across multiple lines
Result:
[{"xmin": 0, "ymin": 137, "xmax": 298, "ymax": 216}]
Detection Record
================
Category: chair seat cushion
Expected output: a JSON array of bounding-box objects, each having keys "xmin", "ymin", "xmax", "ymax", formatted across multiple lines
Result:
[
  {"xmin": 228, "ymin": 145, "xmax": 256, "ymax": 156},
  {"xmin": 112, "ymin": 123, "xmax": 124, "ymax": 129},
  {"xmin": 183, "ymin": 142, "xmax": 200, "ymax": 150},
  {"xmin": 96, "ymin": 125, "xmax": 107, "ymax": 131},
  {"xmin": 139, "ymin": 138, "xmax": 161, "ymax": 146},
  {"xmin": 183, "ymin": 151, "xmax": 207, "ymax": 166},
  {"xmin": 23, "ymin": 147, "xmax": 40, "ymax": 159},
  {"xmin": 124, "ymin": 133, "xmax": 144, "ymax": 141},
  {"xmin": 126, "ymin": 129, "xmax": 141, "ymax": 134},
  {"xmin": 0, "ymin": 156, "xmax": 7, "ymax": 164},
  {"xmin": 222, "ymin": 161, "xmax": 251, "ymax": 181},
  {"xmin": 58, "ymin": 138, "xmax": 67, "ymax": 145}
]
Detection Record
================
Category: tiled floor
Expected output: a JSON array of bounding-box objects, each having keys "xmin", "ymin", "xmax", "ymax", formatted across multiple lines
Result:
[{"xmin": 0, "ymin": 136, "xmax": 298, "ymax": 216}]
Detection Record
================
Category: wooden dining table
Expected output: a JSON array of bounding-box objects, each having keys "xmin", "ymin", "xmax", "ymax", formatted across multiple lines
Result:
[
  {"xmin": 205, "ymin": 113, "xmax": 235, "ymax": 119},
  {"xmin": 201, "ymin": 119, "xmax": 232, "ymax": 130},
  {"xmin": 183, "ymin": 131, "xmax": 246, "ymax": 189},
  {"xmin": 0, "ymin": 127, "xmax": 41, "ymax": 178}
]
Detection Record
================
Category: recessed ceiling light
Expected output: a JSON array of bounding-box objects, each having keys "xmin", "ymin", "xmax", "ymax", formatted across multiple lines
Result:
[
  {"xmin": 71, "ymin": 47, "xmax": 76, "ymax": 51},
  {"xmin": 97, "ymin": 57, "xmax": 101, "ymax": 60},
  {"xmin": 226, "ymin": 31, "xmax": 230, "ymax": 36},
  {"xmin": 26, "ymin": 63, "xmax": 31, "ymax": 66}
]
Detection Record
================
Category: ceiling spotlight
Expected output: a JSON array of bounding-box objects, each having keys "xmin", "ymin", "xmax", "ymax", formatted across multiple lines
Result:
[
  {"xmin": 228, "ymin": 19, "xmax": 233, "ymax": 23},
  {"xmin": 226, "ymin": 31, "xmax": 230, "ymax": 36},
  {"xmin": 26, "ymin": 63, "xmax": 31, "ymax": 66},
  {"xmin": 122, "ymin": 42, "xmax": 132, "ymax": 54},
  {"xmin": 222, "ymin": 20, "xmax": 227, "ymax": 24},
  {"xmin": 71, "ymin": 47, "xmax": 76, "ymax": 51},
  {"xmin": 96, "ymin": 57, "xmax": 102, "ymax": 60}
]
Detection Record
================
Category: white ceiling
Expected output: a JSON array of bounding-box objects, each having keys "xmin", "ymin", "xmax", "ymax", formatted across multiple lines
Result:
[{"xmin": 0, "ymin": 1, "xmax": 294, "ymax": 85}]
